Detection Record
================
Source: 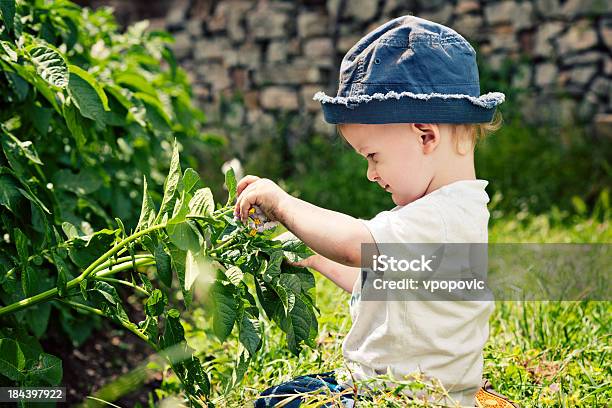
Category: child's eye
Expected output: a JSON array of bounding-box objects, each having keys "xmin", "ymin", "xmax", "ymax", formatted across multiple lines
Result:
[{"xmin": 367, "ymin": 153, "xmax": 376, "ymax": 161}]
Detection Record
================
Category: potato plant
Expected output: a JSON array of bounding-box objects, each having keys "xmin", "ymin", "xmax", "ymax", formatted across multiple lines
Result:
[
  {"xmin": 0, "ymin": 139, "xmax": 319, "ymax": 405},
  {"xmin": 0, "ymin": 1, "xmax": 318, "ymax": 405}
]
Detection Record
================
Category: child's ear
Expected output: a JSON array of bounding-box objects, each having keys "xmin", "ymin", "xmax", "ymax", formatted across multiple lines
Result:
[{"xmin": 413, "ymin": 123, "xmax": 440, "ymax": 154}]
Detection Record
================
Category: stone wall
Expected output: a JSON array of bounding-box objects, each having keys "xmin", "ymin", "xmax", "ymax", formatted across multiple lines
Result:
[{"xmin": 135, "ymin": 0, "xmax": 611, "ymax": 140}]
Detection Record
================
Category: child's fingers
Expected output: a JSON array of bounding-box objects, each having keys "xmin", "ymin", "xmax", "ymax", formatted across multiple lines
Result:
[
  {"xmin": 236, "ymin": 175, "xmax": 260, "ymax": 197},
  {"xmin": 236, "ymin": 184, "xmax": 257, "ymax": 222},
  {"xmin": 287, "ymin": 255, "xmax": 315, "ymax": 269}
]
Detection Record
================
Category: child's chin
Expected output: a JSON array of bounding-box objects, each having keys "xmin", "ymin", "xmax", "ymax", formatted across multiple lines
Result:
[{"xmin": 391, "ymin": 193, "xmax": 412, "ymax": 206}]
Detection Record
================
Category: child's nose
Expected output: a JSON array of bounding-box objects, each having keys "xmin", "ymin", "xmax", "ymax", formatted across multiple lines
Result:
[{"xmin": 366, "ymin": 163, "xmax": 379, "ymax": 182}]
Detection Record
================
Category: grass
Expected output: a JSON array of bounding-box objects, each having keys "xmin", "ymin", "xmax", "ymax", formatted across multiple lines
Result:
[{"xmin": 152, "ymin": 210, "xmax": 610, "ymax": 407}]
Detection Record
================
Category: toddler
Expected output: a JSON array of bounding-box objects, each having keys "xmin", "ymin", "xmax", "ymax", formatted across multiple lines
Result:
[{"xmin": 235, "ymin": 15, "xmax": 512, "ymax": 408}]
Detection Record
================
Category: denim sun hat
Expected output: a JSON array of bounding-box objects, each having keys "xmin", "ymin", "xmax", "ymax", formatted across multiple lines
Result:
[{"xmin": 314, "ymin": 15, "xmax": 505, "ymax": 124}]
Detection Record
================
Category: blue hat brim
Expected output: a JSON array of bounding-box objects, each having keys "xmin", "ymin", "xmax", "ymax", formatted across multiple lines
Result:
[{"xmin": 314, "ymin": 91, "xmax": 505, "ymax": 124}]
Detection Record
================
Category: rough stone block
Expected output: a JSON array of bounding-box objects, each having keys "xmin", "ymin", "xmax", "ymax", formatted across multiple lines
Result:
[
  {"xmin": 194, "ymin": 38, "xmax": 232, "ymax": 62},
  {"xmin": 453, "ymin": 14, "xmax": 483, "ymax": 40},
  {"xmin": 303, "ymin": 38, "xmax": 334, "ymax": 59},
  {"xmin": 300, "ymin": 85, "xmax": 323, "ymax": 112},
  {"xmin": 198, "ymin": 63, "xmax": 232, "ymax": 93},
  {"xmin": 455, "ymin": 0, "xmax": 480, "ymax": 15},
  {"xmin": 260, "ymin": 87, "xmax": 299, "ymax": 110},
  {"xmin": 558, "ymin": 20, "xmax": 598, "ymax": 55},
  {"xmin": 420, "ymin": 3, "xmax": 454, "ymax": 25},
  {"xmin": 343, "ymin": 0, "xmax": 378, "ymax": 22},
  {"xmin": 247, "ymin": 7, "xmax": 290, "ymax": 39},
  {"xmin": 484, "ymin": 1, "xmax": 533, "ymax": 30},
  {"xmin": 533, "ymin": 22, "xmax": 564, "ymax": 57},
  {"xmin": 535, "ymin": 63, "xmax": 557, "ymax": 87},
  {"xmin": 171, "ymin": 31, "xmax": 192, "ymax": 60},
  {"xmin": 298, "ymin": 12, "xmax": 330, "ymax": 38},
  {"xmin": 255, "ymin": 64, "xmax": 321, "ymax": 85}
]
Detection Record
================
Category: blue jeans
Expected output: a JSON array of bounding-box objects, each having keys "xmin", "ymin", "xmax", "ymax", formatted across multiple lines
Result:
[{"xmin": 254, "ymin": 370, "xmax": 355, "ymax": 407}]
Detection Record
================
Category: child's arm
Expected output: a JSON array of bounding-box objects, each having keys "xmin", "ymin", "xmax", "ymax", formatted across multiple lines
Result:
[
  {"xmin": 294, "ymin": 253, "xmax": 360, "ymax": 293},
  {"xmin": 234, "ymin": 176, "xmax": 375, "ymax": 267},
  {"xmin": 277, "ymin": 194, "xmax": 374, "ymax": 267}
]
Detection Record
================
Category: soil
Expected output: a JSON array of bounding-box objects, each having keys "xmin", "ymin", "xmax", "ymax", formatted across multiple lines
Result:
[
  {"xmin": 41, "ymin": 320, "xmax": 162, "ymax": 407},
  {"xmin": 40, "ymin": 288, "xmax": 164, "ymax": 407}
]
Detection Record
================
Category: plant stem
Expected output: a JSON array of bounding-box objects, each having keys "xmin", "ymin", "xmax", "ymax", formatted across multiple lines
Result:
[
  {"xmin": 78, "ymin": 224, "xmax": 166, "ymax": 282},
  {"xmin": 210, "ymin": 234, "xmax": 238, "ymax": 253},
  {"xmin": 95, "ymin": 259, "xmax": 156, "ymax": 278},
  {"xmin": 96, "ymin": 276, "xmax": 151, "ymax": 297},
  {"xmin": 93, "ymin": 254, "xmax": 154, "ymax": 273},
  {"xmin": 215, "ymin": 207, "xmax": 235, "ymax": 217},
  {"xmin": 4, "ymin": 242, "xmax": 73, "ymax": 279},
  {"xmin": 0, "ymin": 224, "xmax": 165, "ymax": 317},
  {"xmin": 56, "ymin": 299, "xmax": 157, "ymax": 350}
]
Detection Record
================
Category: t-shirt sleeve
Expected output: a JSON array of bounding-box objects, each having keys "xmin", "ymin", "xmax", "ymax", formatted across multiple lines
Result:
[{"xmin": 360, "ymin": 201, "xmax": 446, "ymax": 244}]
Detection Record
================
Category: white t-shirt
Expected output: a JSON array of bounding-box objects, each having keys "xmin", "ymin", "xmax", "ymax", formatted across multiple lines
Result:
[{"xmin": 340, "ymin": 179, "xmax": 494, "ymax": 406}]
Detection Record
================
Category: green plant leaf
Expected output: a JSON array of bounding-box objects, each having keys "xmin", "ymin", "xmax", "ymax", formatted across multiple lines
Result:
[
  {"xmin": 157, "ymin": 139, "xmax": 181, "ymax": 222},
  {"xmin": 135, "ymin": 175, "xmax": 156, "ymax": 232},
  {"xmin": 225, "ymin": 167, "xmax": 237, "ymax": 204},
  {"xmin": 0, "ymin": 126, "xmax": 43, "ymax": 165},
  {"xmin": 181, "ymin": 168, "xmax": 201, "ymax": 194},
  {"xmin": 282, "ymin": 297, "xmax": 313, "ymax": 356},
  {"xmin": 0, "ymin": 338, "xmax": 26, "ymax": 381},
  {"xmin": 0, "ymin": 174, "xmax": 22, "ymax": 214},
  {"xmin": 226, "ymin": 350, "xmax": 249, "ymax": 392},
  {"xmin": 161, "ymin": 308, "xmax": 185, "ymax": 348},
  {"xmin": 224, "ymin": 265, "xmax": 243, "ymax": 286},
  {"xmin": 281, "ymin": 239, "xmax": 315, "ymax": 263},
  {"xmin": 26, "ymin": 303, "xmax": 51, "ymax": 338},
  {"xmin": 136, "ymin": 92, "xmax": 171, "ymax": 126},
  {"xmin": 67, "ymin": 231, "xmax": 115, "ymax": 269},
  {"xmin": 92, "ymin": 281, "xmax": 119, "ymax": 306},
  {"xmin": 263, "ymin": 250, "xmax": 283, "ymax": 282},
  {"xmin": 0, "ymin": 0, "xmax": 16, "ymax": 34},
  {"xmin": 279, "ymin": 274, "xmax": 303, "ymax": 295},
  {"xmin": 61, "ymin": 222, "xmax": 79, "ymax": 240},
  {"xmin": 21, "ymin": 265, "xmax": 40, "ymax": 299},
  {"xmin": 14, "ymin": 228, "xmax": 28, "ymax": 266},
  {"xmin": 211, "ymin": 281, "xmax": 238, "ymax": 342},
  {"xmin": 168, "ymin": 190, "xmax": 190, "ymax": 224},
  {"xmin": 5, "ymin": 70, "xmax": 29, "ymax": 101},
  {"xmin": 169, "ymin": 245, "xmax": 192, "ymax": 307},
  {"xmin": 182, "ymin": 356, "xmax": 210, "ymax": 397},
  {"xmin": 27, "ymin": 44, "xmax": 69, "ymax": 89},
  {"xmin": 114, "ymin": 72, "xmax": 158, "ymax": 96},
  {"xmin": 145, "ymin": 289, "xmax": 167, "ymax": 317},
  {"xmin": 0, "ymin": 41, "xmax": 17, "ymax": 61},
  {"xmin": 185, "ymin": 248, "xmax": 211, "ymax": 291},
  {"xmin": 238, "ymin": 312, "xmax": 261, "ymax": 355},
  {"xmin": 51, "ymin": 251, "xmax": 69, "ymax": 297},
  {"xmin": 154, "ymin": 245, "xmax": 172, "ymax": 287},
  {"xmin": 188, "ymin": 188, "xmax": 214, "ymax": 217},
  {"xmin": 67, "ymin": 66, "xmax": 107, "ymax": 122},
  {"xmin": 62, "ymin": 99, "xmax": 87, "ymax": 148},
  {"xmin": 272, "ymin": 280, "xmax": 295, "ymax": 315},
  {"xmin": 52, "ymin": 168, "xmax": 103, "ymax": 195},
  {"xmin": 68, "ymin": 65, "xmax": 110, "ymax": 111},
  {"xmin": 167, "ymin": 221, "xmax": 201, "ymax": 253},
  {"xmin": 28, "ymin": 353, "xmax": 63, "ymax": 386}
]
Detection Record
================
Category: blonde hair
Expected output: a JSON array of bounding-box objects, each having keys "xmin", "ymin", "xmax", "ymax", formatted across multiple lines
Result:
[
  {"xmin": 449, "ymin": 109, "xmax": 504, "ymax": 154},
  {"xmin": 335, "ymin": 110, "xmax": 504, "ymax": 154}
]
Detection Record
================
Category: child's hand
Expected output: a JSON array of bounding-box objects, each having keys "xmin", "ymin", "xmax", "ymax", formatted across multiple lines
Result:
[
  {"xmin": 234, "ymin": 175, "xmax": 289, "ymax": 223},
  {"xmin": 287, "ymin": 256, "xmax": 317, "ymax": 269}
]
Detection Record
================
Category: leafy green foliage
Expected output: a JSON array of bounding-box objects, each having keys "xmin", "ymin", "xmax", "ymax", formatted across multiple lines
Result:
[
  {"xmin": 0, "ymin": 140, "xmax": 318, "ymax": 404},
  {"xmin": 0, "ymin": 0, "xmax": 252, "ymax": 403}
]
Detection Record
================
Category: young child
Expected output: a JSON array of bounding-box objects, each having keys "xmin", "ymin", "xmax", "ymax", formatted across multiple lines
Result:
[{"xmin": 236, "ymin": 15, "xmax": 510, "ymax": 408}]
